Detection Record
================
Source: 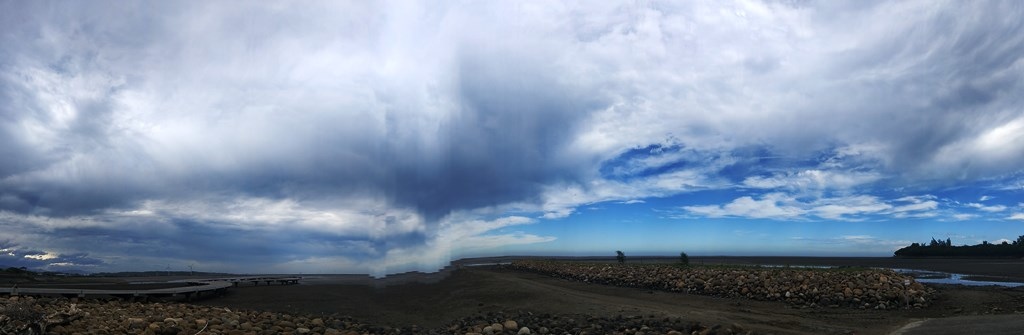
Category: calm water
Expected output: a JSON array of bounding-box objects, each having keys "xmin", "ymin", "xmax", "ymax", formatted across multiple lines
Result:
[
  {"xmin": 761, "ymin": 264, "xmax": 1024, "ymax": 287},
  {"xmin": 890, "ymin": 268, "xmax": 1024, "ymax": 287}
]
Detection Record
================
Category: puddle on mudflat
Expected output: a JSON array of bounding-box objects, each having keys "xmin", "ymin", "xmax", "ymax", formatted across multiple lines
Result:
[
  {"xmin": 753, "ymin": 265, "xmax": 1024, "ymax": 287},
  {"xmin": 891, "ymin": 268, "xmax": 1024, "ymax": 287}
]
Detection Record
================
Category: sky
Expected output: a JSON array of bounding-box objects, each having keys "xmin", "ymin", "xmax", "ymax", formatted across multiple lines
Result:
[{"xmin": 1, "ymin": 1, "xmax": 1023, "ymax": 276}]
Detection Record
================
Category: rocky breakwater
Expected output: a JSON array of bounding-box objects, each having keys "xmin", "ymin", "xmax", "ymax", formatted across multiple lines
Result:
[
  {"xmin": 509, "ymin": 261, "xmax": 934, "ymax": 309},
  {"xmin": 0, "ymin": 296, "xmax": 371, "ymax": 335},
  {"xmin": 1, "ymin": 296, "xmax": 761, "ymax": 335},
  {"xmin": 445, "ymin": 311, "xmax": 756, "ymax": 335}
]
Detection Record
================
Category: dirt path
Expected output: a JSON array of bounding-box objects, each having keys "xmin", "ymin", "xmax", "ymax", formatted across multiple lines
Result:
[{"xmin": 890, "ymin": 315, "xmax": 1024, "ymax": 335}]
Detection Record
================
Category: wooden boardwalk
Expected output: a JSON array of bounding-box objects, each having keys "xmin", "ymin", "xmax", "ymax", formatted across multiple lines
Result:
[{"xmin": 0, "ymin": 276, "xmax": 301, "ymax": 300}]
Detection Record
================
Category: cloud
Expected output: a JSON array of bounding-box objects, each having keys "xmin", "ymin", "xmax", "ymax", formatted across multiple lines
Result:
[
  {"xmin": 1, "ymin": 1, "xmax": 1023, "ymax": 274},
  {"xmin": 810, "ymin": 196, "xmax": 893, "ymax": 220},
  {"xmin": 0, "ymin": 241, "xmax": 104, "ymax": 271},
  {"xmin": 684, "ymin": 193, "xmax": 940, "ymax": 221},
  {"xmin": 952, "ymin": 213, "xmax": 978, "ymax": 221},
  {"xmin": 0, "ymin": 2, "xmax": 604, "ymax": 220},
  {"xmin": 683, "ymin": 193, "xmax": 806, "ymax": 220},
  {"xmin": 1009, "ymin": 213, "xmax": 1024, "ymax": 221},
  {"xmin": 966, "ymin": 203, "xmax": 1008, "ymax": 213},
  {"xmin": 360, "ymin": 215, "xmax": 554, "ymax": 276},
  {"xmin": 791, "ymin": 235, "xmax": 913, "ymax": 253},
  {"xmin": 979, "ymin": 195, "xmax": 994, "ymax": 202},
  {"xmin": 22, "ymin": 251, "xmax": 59, "ymax": 261},
  {"xmin": 839, "ymin": 235, "xmax": 877, "ymax": 243},
  {"xmin": 889, "ymin": 196, "xmax": 940, "ymax": 218},
  {"xmin": 742, "ymin": 169, "xmax": 882, "ymax": 192}
]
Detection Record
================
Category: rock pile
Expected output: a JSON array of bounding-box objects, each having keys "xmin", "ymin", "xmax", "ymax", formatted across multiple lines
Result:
[
  {"xmin": 444, "ymin": 311, "xmax": 755, "ymax": 335},
  {"xmin": 508, "ymin": 261, "xmax": 933, "ymax": 309},
  {"xmin": 0, "ymin": 296, "xmax": 370, "ymax": 335},
  {"xmin": 1, "ymin": 296, "xmax": 761, "ymax": 335}
]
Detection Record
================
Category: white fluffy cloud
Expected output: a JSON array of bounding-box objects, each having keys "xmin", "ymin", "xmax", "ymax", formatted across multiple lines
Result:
[
  {"xmin": 684, "ymin": 193, "xmax": 941, "ymax": 221},
  {"xmin": 966, "ymin": 203, "xmax": 1007, "ymax": 213},
  {"xmin": 743, "ymin": 170, "xmax": 882, "ymax": 192},
  {"xmin": 685, "ymin": 193, "xmax": 806, "ymax": 220}
]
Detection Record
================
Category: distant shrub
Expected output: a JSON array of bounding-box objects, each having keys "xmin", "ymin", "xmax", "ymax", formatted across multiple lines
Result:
[
  {"xmin": 616, "ymin": 250, "xmax": 625, "ymax": 264},
  {"xmin": 679, "ymin": 251, "xmax": 689, "ymax": 266}
]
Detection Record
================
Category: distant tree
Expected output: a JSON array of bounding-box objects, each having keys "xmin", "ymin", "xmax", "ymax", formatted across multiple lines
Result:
[
  {"xmin": 679, "ymin": 251, "xmax": 689, "ymax": 266},
  {"xmin": 895, "ymin": 234, "xmax": 1024, "ymax": 258},
  {"xmin": 616, "ymin": 250, "xmax": 625, "ymax": 264}
]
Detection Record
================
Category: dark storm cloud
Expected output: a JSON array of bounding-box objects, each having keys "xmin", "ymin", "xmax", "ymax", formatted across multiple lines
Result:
[
  {"xmin": 387, "ymin": 55, "xmax": 600, "ymax": 220},
  {"xmin": 46, "ymin": 223, "xmax": 378, "ymax": 265},
  {"xmin": 0, "ymin": 78, "xmax": 55, "ymax": 180},
  {"xmin": 0, "ymin": 1, "xmax": 602, "ymax": 221}
]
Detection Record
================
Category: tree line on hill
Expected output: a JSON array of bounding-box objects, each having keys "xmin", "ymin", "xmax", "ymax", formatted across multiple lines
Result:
[
  {"xmin": 2, "ymin": 266, "xmax": 80, "ymax": 277},
  {"xmin": 894, "ymin": 235, "xmax": 1024, "ymax": 257}
]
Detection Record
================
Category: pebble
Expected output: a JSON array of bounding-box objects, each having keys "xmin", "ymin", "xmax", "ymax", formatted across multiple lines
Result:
[{"xmin": 127, "ymin": 317, "xmax": 145, "ymax": 329}]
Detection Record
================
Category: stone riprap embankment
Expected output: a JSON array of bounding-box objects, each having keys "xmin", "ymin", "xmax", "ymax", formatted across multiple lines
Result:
[
  {"xmin": 445, "ymin": 311, "xmax": 753, "ymax": 335},
  {"xmin": 508, "ymin": 261, "xmax": 933, "ymax": 309},
  {"xmin": 1, "ymin": 296, "xmax": 366, "ymax": 335},
  {"xmin": 1, "ymin": 296, "xmax": 760, "ymax": 335}
]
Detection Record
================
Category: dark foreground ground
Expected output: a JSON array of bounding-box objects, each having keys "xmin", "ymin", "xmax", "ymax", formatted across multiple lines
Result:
[
  {"xmin": 192, "ymin": 259, "xmax": 1024, "ymax": 335},
  {"xmin": 5, "ymin": 257, "xmax": 1024, "ymax": 334}
]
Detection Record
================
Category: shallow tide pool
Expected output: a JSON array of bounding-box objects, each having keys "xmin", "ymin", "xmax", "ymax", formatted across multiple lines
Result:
[
  {"xmin": 891, "ymin": 268, "xmax": 1024, "ymax": 287},
  {"xmin": 758, "ymin": 264, "xmax": 1024, "ymax": 287}
]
